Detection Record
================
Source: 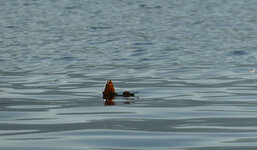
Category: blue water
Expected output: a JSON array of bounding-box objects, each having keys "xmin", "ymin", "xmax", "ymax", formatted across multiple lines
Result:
[{"xmin": 1, "ymin": 0, "xmax": 257, "ymax": 149}]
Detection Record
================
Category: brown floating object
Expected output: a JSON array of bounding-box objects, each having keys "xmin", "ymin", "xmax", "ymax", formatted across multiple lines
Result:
[
  {"xmin": 103, "ymin": 80, "xmax": 137, "ymax": 105},
  {"xmin": 122, "ymin": 91, "xmax": 134, "ymax": 97},
  {"xmin": 103, "ymin": 80, "xmax": 135, "ymax": 99},
  {"xmin": 103, "ymin": 80, "xmax": 115, "ymax": 99}
]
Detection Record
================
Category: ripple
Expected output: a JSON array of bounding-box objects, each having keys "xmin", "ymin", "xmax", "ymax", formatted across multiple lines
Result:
[
  {"xmin": 2, "ymin": 0, "xmax": 257, "ymax": 149},
  {"xmin": 231, "ymin": 50, "xmax": 248, "ymax": 55}
]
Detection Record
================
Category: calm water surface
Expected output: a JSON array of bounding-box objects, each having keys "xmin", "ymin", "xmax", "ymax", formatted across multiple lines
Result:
[{"xmin": 2, "ymin": 0, "xmax": 257, "ymax": 149}]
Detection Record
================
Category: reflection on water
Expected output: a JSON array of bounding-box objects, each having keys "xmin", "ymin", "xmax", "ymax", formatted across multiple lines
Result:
[{"xmin": 2, "ymin": 0, "xmax": 257, "ymax": 149}]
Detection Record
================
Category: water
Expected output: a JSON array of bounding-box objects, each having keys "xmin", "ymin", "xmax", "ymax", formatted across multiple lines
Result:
[{"xmin": 1, "ymin": 0, "xmax": 257, "ymax": 149}]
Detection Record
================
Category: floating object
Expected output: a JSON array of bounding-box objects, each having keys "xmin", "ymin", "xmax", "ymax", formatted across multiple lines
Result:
[
  {"xmin": 248, "ymin": 68, "xmax": 256, "ymax": 73},
  {"xmin": 103, "ymin": 80, "xmax": 136, "ymax": 99},
  {"xmin": 103, "ymin": 80, "xmax": 116, "ymax": 99},
  {"xmin": 121, "ymin": 91, "xmax": 134, "ymax": 97},
  {"xmin": 102, "ymin": 80, "xmax": 137, "ymax": 105}
]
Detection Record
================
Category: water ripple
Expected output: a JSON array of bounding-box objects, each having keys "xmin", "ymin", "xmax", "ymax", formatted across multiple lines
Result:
[{"xmin": 2, "ymin": 0, "xmax": 257, "ymax": 149}]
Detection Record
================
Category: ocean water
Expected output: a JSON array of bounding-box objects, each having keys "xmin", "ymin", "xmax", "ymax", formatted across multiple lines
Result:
[{"xmin": 1, "ymin": 0, "xmax": 257, "ymax": 149}]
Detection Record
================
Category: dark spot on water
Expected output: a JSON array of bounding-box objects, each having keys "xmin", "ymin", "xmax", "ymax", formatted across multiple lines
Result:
[
  {"xmin": 192, "ymin": 21, "xmax": 204, "ymax": 25},
  {"xmin": 141, "ymin": 58, "xmax": 150, "ymax": 61},
  {"xmin": 139, "ymin": 4, "xmax": 146, "ymax": 8},
  {"xmin": 90, "ymin": 26, "xmax": 111, "ymax": 30},
  {"xmin": 232, "ymin": 50, "xmax": 247, "ymax": 55},
  {"xmin": 137, "ymin": 58, "xmax": 151, "ymax": 62},
  {"xmin": 155, "ymin": 6, "xmax": 162, "ymax": 9},
  {"xmin": 133, "ymin": 42, "xmax": 153, "ymax": 46},
  {"xmin": 60, "ymin": 57, "xmax": 74, "ymax": 60},
  {"xmin": 6, "ymin": 26, "xmax": 15, "ymax": 29},
  {"xmin": 139, "ymin": 4, "xmax": 162, "ymax": 9},
  {"xmin": 65, "ymin": 6, "xmax": 74, "ymax": 9},
  {"xmin": 64, "ymin": 6, "xmax": 80, "ymax": 10}
]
